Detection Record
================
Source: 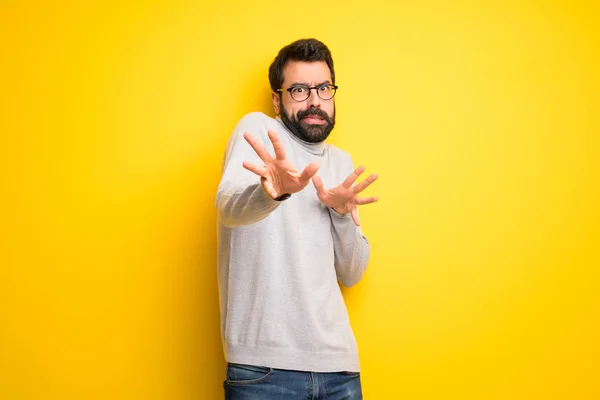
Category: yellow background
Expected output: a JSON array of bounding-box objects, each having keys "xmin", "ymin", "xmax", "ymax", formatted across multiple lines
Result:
[{"xmin": 2, "ymin": 1, "xmax": 599, "ymax": 399}]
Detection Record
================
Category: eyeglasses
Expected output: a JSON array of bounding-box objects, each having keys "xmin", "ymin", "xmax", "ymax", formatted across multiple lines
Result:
[{"xmin": 276, "ymin": 83, "xmax": 338, "ymax": 102}]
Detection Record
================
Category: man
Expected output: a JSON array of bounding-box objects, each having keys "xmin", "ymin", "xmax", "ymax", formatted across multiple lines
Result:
[{"xmin": 216, "ymin": 38, "xmax": 378, "ymax": 400}]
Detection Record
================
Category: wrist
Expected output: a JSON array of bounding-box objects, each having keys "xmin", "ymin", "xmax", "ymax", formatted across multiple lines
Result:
[
  {"xmin": 330, "ymin": 206, "xmax": 346, "ymax": 216},
  {"xmin": 274, "ymin": 193, "xmax": 291, "ymax": 201}
]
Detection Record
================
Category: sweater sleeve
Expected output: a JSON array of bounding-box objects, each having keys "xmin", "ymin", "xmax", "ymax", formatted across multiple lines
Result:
[
  {"xmin": 329, "ymin": 155, "xmax": 371, "ymax": 287},
  {"xmin": 216, "ymin": 113, "xmax": 281, "ymax": 228}
]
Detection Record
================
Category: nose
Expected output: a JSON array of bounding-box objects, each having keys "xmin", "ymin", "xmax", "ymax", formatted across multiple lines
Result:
[{"xmin": 306, "ymin": 88, "xmax": 321, "ymax": 108}]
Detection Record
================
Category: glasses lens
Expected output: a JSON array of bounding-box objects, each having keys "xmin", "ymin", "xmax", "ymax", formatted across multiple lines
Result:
[
  {"xmin": 290, "ymin": 87, "xmax": 310, "ymax": 101},
  {"xmin": 317, "ymin": 84, "xmax": 336, "ymax": 100}
]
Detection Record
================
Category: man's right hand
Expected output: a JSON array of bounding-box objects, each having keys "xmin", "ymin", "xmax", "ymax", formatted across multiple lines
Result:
[{"xmin": 242, "ymin": 130, "xmax": 320, "ymax": 199}]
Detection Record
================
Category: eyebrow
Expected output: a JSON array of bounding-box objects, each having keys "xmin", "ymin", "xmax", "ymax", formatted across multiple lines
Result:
[{"xmin": 289, "ymin": 80, "xmax": 332, "ymax": 87}]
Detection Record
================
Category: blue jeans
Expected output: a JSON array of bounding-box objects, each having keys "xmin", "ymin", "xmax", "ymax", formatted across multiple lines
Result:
[{"xmin": 223, "ymin": 363, "xmax": 363, "ymax": 400}]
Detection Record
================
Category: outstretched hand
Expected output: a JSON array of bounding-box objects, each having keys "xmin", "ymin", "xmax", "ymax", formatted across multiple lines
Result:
[
  {"xmin": 242, "ymin": 130, "xmax": 320, "ymax": 199},
  {"xmin": 312, "ymin": 166, "xmax": 379, "ymax": 226}
]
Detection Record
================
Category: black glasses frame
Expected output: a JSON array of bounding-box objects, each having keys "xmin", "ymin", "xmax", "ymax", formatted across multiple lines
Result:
[{"xmin": 276, "ymin": 84, "xmax": 339, "ymax": 102}]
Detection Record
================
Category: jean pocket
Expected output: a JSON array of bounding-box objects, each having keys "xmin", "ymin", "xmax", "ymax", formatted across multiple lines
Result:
[{"xmin": 226, "ymin": 363, "xmax": 273, "ymax": 385}]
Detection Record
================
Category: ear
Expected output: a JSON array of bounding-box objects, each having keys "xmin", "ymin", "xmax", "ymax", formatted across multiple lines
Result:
[{"xmin": 272, "ymin": 91, "xmax": 281, "ymax": 115}]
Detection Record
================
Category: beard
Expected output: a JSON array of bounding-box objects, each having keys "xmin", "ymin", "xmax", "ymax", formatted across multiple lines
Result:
[{"xmin": 280, "ymin": 102, "xmax": 336, "ymax": 143}]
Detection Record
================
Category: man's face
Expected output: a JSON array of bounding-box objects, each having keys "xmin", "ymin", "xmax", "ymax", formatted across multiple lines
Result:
[{"xmin": 272, "ymin": 60, "xmax": 336, "ymax": 143}]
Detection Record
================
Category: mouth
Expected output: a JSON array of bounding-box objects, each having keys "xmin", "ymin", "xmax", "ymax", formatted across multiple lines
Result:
[{"xmin": 302, "ymin": 115, "xmax": 326, "ymax": 125}]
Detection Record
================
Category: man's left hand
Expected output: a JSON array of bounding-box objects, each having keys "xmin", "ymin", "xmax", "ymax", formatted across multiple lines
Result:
[{"xmin": 312, "ymin": 166, "xmax": 379, "ymax": 226}]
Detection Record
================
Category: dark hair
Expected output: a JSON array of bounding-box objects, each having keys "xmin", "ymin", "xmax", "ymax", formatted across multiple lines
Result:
[{"xmin": 268, "ymin": 38, "xmax": 335, "ymax": 92}]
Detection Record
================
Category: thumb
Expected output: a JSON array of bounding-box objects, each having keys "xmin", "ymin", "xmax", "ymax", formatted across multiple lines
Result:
[
  {"xmin": 300, "ymin": 162, "xmax": 320, "ymax": 181},
  {"xmin": 351, "ymin": 206, "xmax": 361, "ymax": 226},
  {"xmin": 312, "ymin": 175, "xmax": 325, "ymax": 193}
]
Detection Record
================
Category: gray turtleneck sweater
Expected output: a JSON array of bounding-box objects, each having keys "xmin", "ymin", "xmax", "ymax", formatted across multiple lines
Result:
[{"xmin": 216, "ymin": 112, "xmax": 370, "ymax": 372}]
